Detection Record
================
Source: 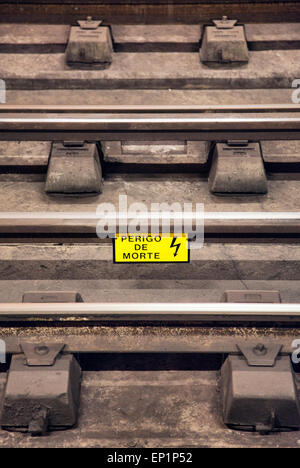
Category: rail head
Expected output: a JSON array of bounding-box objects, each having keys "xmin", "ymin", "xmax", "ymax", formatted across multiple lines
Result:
[
  {"xmin": 0, "ymin": 212, "xmax": 300, "ymax": 238},
  {"xmin": 0, "ymin": 302, "xmax": 300, "ymax": 323},
  {"xmin": 1, "ymin": 104, "xmax": 300, "ymax": 113},
  {"xmin": 0, "ymin": 106, "xmax": 300, "ymax": 139}
]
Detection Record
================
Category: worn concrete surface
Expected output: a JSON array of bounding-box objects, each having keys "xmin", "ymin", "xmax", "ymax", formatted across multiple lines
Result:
[
  {"xmin": 0, "ymin": 24, "xmax": 201, "ymax": 47},
  {"xmin": 262, "ymin": 141, "xmax": 300, "ymax": 163},
  {"xmin": 1, "ymin": 50, "xmax": 299, "ymax": 89},
  {"xmin": 0, "ymin": 177, "xmax": 299, "ymax": 212},
  {"xmin": 0, "ymin": 141, "xmax": 50, "ymax": 167},
  {"xmin": 0, "ymin": 140, "xmax": 206, "ymax": 167},
  {"xmin": 2, "ymin": 139, "xmax": 300, "ymax": 168},
  {"xmin": 101, "ymin": 140, "xmax": 210, "ymax": 166},
  {"xmin": 4, "ymin": 139, "xmax": 297, "ymax": 169},
  {"xmin": 0, "ymin": 140, "xmax": 210, "ymax": 168},
  {"xmin": 245, "ymin": 23, "xmax": 300, "ymax": 43},
  {"xmin": 1, "ymin": 277, "xmax": 300, "ymax": 303},
  {"xmin": 0, "ymin": 23, "xmax": 299, "ymax": 50},
  {"xmin": 0, "ymin": 24, "xmax": 202, "ymax": 53},
  {"xmin": 0, "ymin": 370, "xmax": 300, "ymax": 447},
  {"xmin": 5, "ymin": 88, "xmax": 294, "ymax": 105},
  {"xmin": 0, "ymin": 243, "xmax": 300, "ymax": 282}
]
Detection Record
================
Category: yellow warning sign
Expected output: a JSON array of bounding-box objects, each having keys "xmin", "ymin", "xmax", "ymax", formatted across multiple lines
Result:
[{"xmin": 113, "ymin": 234, "xmax": 190, "ymax": 263}]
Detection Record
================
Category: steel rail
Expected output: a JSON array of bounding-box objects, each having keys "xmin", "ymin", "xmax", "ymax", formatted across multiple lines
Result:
[
  {"xmin": 1, "ymin": 113, "xmax": 300, "ymax": 128},
  {"xmin": 1, "ymin": 212, "xmax": 299, "ymax": 220},
  {"xmin": 1, "ymin": 104, "xmax": 300, "ymax": 113},
  {"xmin": 0, "ymin": 109, "xmax": 300, "ymax": 140},
  {"xmin": 1, "ymin": 302, "xmax": 300, "ymax": 322},
  {"xmin": 0, "ymin": 212, "xmax": 300, "ymax": 236}
]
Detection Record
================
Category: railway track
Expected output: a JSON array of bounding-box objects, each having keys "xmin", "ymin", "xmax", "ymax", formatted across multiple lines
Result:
[
  {"xmin": 1, "ymin": 0, "xmax": 300, "ymax": 449},
  {"xmin": 3, "ymin": 301, "xmax": 300, "ymax": 322}
]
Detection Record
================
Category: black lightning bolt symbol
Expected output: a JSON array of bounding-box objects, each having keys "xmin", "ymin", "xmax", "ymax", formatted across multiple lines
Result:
[{"xmin": 170, "ymin": 237, "xmax": 181, "ymax": 257}]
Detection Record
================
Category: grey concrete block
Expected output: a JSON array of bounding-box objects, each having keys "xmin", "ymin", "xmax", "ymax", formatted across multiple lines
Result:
[
  {"xmin": 208, "ymin": 142, "xmax": 267, "ymax": 194},
  {"xmin": 222, "ymin": 355, "xmax": 300, "ymax": 431},
  {"xmin": 66, "ymin": 25, "xmax": 113, "ymax": 68},
  {"xmin": 45, "ymin": 142, "xmax": 103, "ymax": 196},
  {"xmin": 200, "ymin": 24, "xmax": 249, "ymax": 64},
  {"xmin": 1, "ymin": 354, "xmax": 81, "ymax": 431}
]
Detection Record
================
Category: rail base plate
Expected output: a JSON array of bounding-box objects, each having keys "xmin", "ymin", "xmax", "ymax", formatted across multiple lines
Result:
[
  {"xmin": 208, "ymin": 141, "xmax": 267, "ymax": 194},
  {"xmin": 45, "ymin": 141, "xmax": 103, "ymax": 196},
  {"xmin": 1, "ymin": 352, "xmax": 81, "ymax": 435},
  {"xmin": 221, "ymin": 354, "xmax": 300, "ymax": 433}
]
